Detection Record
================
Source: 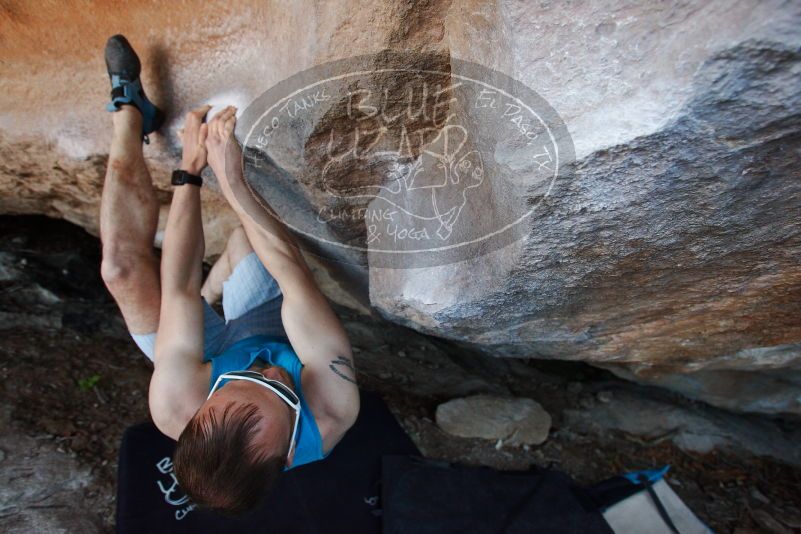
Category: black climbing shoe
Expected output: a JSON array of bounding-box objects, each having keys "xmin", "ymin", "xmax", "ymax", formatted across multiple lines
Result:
[{"xmin": 104, "ymin": 34, "xmax": 165, "ymax": 143}]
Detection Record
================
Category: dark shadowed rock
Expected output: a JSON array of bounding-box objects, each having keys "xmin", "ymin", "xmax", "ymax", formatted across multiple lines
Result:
[{"xmin": 564, "ymin": 390, "xmax": 801, "ymax": 466}]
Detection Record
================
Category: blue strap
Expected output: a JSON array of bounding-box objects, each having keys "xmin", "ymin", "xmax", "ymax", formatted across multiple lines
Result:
[
  {"xmin": 105, "ymin": 74, "xmax": 161, "ymax": 143},
  {"xmin": 621, "ymin": 465, "xmax": 670, "ymax": 485}
]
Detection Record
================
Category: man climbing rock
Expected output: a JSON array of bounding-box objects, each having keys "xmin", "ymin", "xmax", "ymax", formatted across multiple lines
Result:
[{"xmin": 99, "ymin": 35, "xmax": 359, "ymax": 514}]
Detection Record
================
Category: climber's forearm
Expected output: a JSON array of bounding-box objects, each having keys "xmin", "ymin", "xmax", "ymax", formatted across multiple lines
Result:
[
  {"xmin": 159, "ymin": 104, "xmax": 210, "ymax": 297},
  {"xmin": 206, "ymin": 108, "xmax": 308, "ymax": 291},
  {"xmin": 161, "ymin": 185, "xmax": 205, "ymax": 295},
  {"xmin": 217, "ymin": 158, "xmax": 302, "ymax": 269}
]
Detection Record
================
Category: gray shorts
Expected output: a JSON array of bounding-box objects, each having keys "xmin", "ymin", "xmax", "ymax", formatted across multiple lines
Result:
[{"xmin": 131, "ymin": 252, "xmax": 287, "ymax": 362}]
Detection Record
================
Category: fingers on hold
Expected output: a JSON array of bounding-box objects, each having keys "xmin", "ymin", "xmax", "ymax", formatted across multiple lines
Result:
[
  {"xmin": 210, "ymin": 105, "xmax": 233, "ymax": 123},
  {"xmin": 193, "ymin": 104, "xmax": 212, "ymax": 117},
  {"xmin": 186, "ymin": 105, "xmax": 212, "ymax": 128},
  {"xmin": 217, "ymin": 106, "xmax": 237, "ymax": 126},
  {"xmin": 213, "ymin": 108, "xmax": 236, "ymax": 137},
  {"xmin": 224, "ymin": 118, "xmax": 235, "ymax": 133},
  {"xmin": 199, "ymin": 123, "xmax": 209, "ymax": 145}
]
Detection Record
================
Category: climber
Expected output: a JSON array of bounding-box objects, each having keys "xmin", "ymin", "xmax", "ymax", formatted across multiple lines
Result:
[{"xmin": 98, "ymin": 35, "xmax": 359, "ymax": 514}]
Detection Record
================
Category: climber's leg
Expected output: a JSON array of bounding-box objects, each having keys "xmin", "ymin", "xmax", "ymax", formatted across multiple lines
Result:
[{"xmin": 99, "ymin": 105, "xmax": 162, "ymax": 336}]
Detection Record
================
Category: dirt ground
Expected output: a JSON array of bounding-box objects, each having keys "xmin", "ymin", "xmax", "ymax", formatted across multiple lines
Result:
[{"xmin": 1, "ymin": 215, "xmax": 800, "ymax": 533}]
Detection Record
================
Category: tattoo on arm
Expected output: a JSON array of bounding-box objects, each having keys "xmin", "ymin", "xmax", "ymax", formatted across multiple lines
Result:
[{"xmin": 329, "ymin": 355, "xmax": 357, "ymax": 385}]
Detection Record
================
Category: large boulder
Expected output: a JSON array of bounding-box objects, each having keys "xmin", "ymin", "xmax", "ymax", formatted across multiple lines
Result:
[{"xmin": 1, "ymin": 0, "xmax": 800, "ymax": 414}]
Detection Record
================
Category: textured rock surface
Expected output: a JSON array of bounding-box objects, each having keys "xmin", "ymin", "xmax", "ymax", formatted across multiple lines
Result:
[
  {"xmin": 0, "ymin": 407, "xmax": 101, "ymax": 533},
  {"xmin": 436, "ymin": 395, "xmax": 552, "ymax": 445},
  {"xmin": 1, "ymin": 1, "xmax": 800, "ymax": 413},
  {"xmin": 564, "ymin": 390, "xmax": 801, "ymax": 467}
]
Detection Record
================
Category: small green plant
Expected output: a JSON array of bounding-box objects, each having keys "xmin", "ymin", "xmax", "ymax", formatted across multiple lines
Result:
[{"xmin": 78, "ymin": 374, "xmax": 101, "ymax": 391}]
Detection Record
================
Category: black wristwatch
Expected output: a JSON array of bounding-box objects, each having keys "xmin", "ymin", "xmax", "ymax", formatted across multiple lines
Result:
[{"xmin": 171, "ymin": 169, "xmax": 203, "ymax": 187}]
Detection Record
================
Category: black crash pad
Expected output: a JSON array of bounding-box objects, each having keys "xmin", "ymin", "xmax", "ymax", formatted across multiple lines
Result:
[{"xmin": 116, "ymin": 390, "xmax": 420, "ymax": 534}]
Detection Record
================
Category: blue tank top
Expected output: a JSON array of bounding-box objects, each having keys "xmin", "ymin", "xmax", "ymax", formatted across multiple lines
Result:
[{"xmin": 204, "ymin": 334, "xmax": 330, "ymax": 470}]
